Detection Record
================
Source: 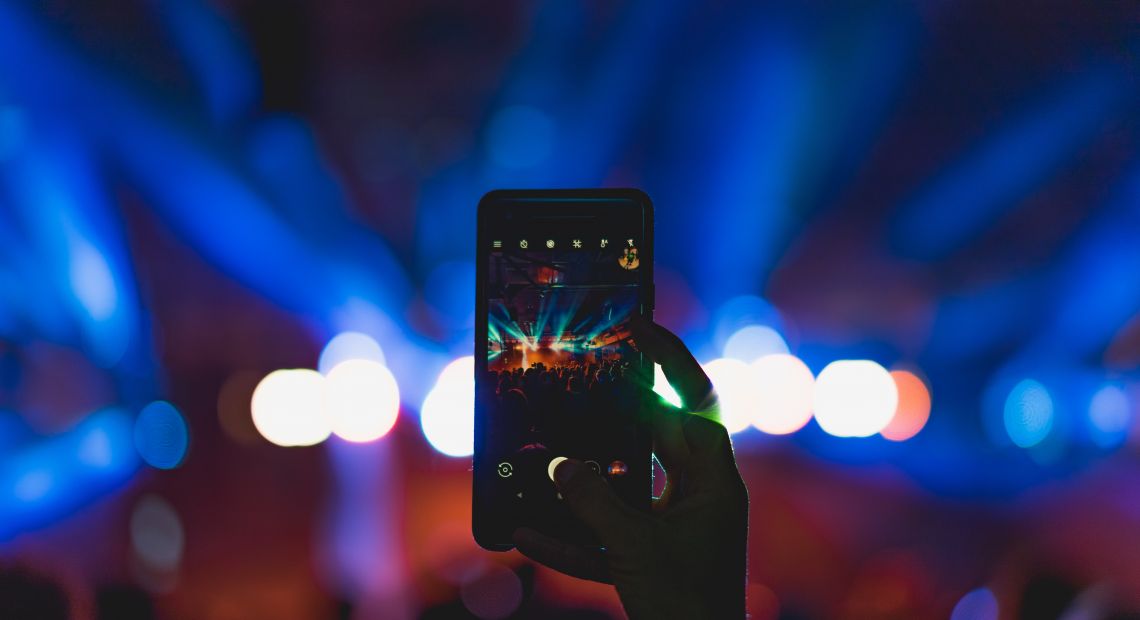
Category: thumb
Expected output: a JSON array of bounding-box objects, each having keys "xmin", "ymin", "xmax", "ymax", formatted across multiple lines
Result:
[{"xmin": 550, "ymin": 458, "xmax": 641, "ymax": 545}]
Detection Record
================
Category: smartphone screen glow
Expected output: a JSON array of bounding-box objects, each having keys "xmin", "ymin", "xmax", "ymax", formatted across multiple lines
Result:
[{"xmin": 474, "ymin": 191, "xmax": 653, "ymax": 549}]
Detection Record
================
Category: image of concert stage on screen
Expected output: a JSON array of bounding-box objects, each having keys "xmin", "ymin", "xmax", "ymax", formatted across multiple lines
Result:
[
  {"xmin": 487, "ymin": 244, "xmax": 640, "ymax": 374},
  {"xmin": 483, "ymin": 240, "xmax": 646, "ymax": 462}
]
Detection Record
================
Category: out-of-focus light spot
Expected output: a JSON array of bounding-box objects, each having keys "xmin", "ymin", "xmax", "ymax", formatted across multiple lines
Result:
[
  {"xmin": 1003, "ymin": 379, "xmax": 1054, "ymax": 449},
  {"xmin": 216, "ymin": 371, "xmax": 263, "ymax": 444},
  {"xmin": 78, "ymin": 426, "xmax": 114, "ymax": 468},
  {"xmin": 723, "ymin": 325, "xmax": 789, "ymax": 363},
  {"xmin": 486, "ymin": 105, "xmax": 554, "ymax": 169},
  {"xmin": 421, "ymin": 359, "xmax": 474, "ymax": 457},
  {"xmin": 702, "ymin": 358, "xmax": 756, "ymax": 434},
  {"xmin": 438, "ymin": 356, "xmax": 474, "ymax": 387},
  {"xmin": 750, "ymin": 354, "xmax": 814, "ymax": 435},
  {"xmin": 1088, "ymin": 384, "xmax": 1130, "ymax": 448},
  {"xmin": 881, "ymin": 370, "xmax": 932, "ymax": 442},
  {"xmin": 318, "ymin": 332, "xmax": 385, "ymax": 375},
  {"xmin": 950, "ymin": 587, "xmax": 998, "ymax": 620},
  {"xmin": 653, "ymin": 363, "xmax": 683, "ymax": 409},
  {"xmin": 459, "ymin": 563, "xmax": 523, "ymax": 620},
  {"xmin": 712, "ymin": 295, "xmax": 784, "ymax": 354},
  {"xmin": 251, "ymin": 369, "xmax": 331, "ymax": 447},
  {"xmin": 13, "ymin": 469, "xmax": 52, "ymax": 503},
  {"xmin": 134, "ymin": 401, "xmax": 189, "ymax": 469},
  {"xmin": 326, "ymin": 359, "xmax": 400, "ymax": 443},
  {"xmin": 79, "ymin": 407, "xmax": 137, "ymax": 473},
  {"xmin": 130, "ymin": 495, "xmax": 184, "ymax": 572},
  {"xmin": 814, "ymin": 360, "xmax": 898, "ymax": 438},
  {"xmin": 68, "ymin": 238, "xmax": 118, "ymax": 322}
]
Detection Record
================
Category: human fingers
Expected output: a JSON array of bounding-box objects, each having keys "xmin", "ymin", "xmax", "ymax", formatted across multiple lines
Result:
[
  {"xmin": 512, "ymin": 527, "xmax": 612, "ymax": 583},
  {"xmin": 550, "ymin": 458, "xmax": 644, "ymax": 546},
  {"xmin": 650, "ymin": 401, "xmax": 689, "ymax": 512},
  {"xmin": 628, "ymin": 315, "xmax": 716, "ymax": 413}
]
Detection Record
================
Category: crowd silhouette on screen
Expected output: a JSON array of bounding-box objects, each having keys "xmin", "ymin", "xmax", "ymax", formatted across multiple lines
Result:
[{"xmin": 484, "ymin": 358, "xmax": 639, "ymax": 460}]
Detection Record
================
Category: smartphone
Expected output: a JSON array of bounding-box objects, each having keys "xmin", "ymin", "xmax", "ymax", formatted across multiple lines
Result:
[{"xmin": 473, "ymin": 189, "xmax": 654, "ymax": 551}]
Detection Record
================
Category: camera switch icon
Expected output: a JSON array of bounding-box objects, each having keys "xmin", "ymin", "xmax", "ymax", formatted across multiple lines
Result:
[{"xmin": 497, "ymin": 462, "xmax": 514, "ymax": 478}]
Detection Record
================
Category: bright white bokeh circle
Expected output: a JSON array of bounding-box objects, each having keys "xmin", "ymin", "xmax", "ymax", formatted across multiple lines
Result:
[
  {"xmin": 813, "ymin": 360, "xmax": 898, "ymax": 437},
  {"xmin": 702, "ymin": 358, "xmax": 757, "ymax": 434},
  {"xmin": 318, "ymin": 331, "xmax": 385, "ymax": 375},
  {"xmin": 437, "ymin": 356, "xmax": 475, "ymax": 388},
  {"xmin": 421, "ymin": 358, "xmax": 475, "ymax": 457},
  {"xmin": 326, "ymin": 359, "xmax": 400, "ymax": 443},
  {"xmin": 750, "ymin": 354, "xmax": 815, "ymax": 435},
  {"xmin": 723, "ymin": 325, "xmax": 789, "ymax": 363},
  {"xmin": 251, "ymin": 369, "xmax": 332, "ymax": 447}
]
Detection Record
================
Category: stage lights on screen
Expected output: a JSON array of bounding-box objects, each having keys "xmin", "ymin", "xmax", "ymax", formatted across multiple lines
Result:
[{"xmin": 813, "ymin": 360, "xmax": 898, "ymax": 438}]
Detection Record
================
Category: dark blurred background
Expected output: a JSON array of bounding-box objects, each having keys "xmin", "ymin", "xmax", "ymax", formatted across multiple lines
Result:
[{"xmin": 0, "ymin": 1, "xmax": 1137, "ymax": 618}]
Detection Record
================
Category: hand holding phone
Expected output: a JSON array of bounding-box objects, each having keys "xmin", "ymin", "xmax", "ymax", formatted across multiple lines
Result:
[
  {"xmin": 514, "ymin": 316, "xmax": 750, "ymax": 620},
  {"xmin": 474, "ymin": 189, "xmax": 654, "ymax": 550}
]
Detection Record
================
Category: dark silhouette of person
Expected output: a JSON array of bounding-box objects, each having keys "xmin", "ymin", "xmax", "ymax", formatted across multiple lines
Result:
[{"xmin": 513, "ymin": 316, "xmax": 750, "ymax": 619}]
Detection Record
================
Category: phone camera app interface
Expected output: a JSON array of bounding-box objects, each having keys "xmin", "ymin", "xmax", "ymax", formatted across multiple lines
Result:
[{"xmin": 484, "ymin": 216, "xmax": 647, "ymax": 539}]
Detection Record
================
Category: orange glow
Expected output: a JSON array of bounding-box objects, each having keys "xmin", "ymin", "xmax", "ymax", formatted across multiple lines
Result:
[{"xmin": 881, "ymin": 370, "xmax": 931, "ymax": 441}]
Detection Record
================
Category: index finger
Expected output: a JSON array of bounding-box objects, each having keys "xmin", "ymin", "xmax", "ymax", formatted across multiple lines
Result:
[{"xmin": 629, "ymin": 315, "xmax": 716, "ymax": 413}]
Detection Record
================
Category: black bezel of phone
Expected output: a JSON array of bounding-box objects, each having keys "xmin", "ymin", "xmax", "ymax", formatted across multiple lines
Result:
[{"xmin": 472, "ymin": 188, "xmax": 655, "ymax": 551}]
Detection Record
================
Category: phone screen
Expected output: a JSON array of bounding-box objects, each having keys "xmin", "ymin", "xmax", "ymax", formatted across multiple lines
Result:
[{"xmin": 473, "ymin": 190, "xmax": 653, "ymax": 550}]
